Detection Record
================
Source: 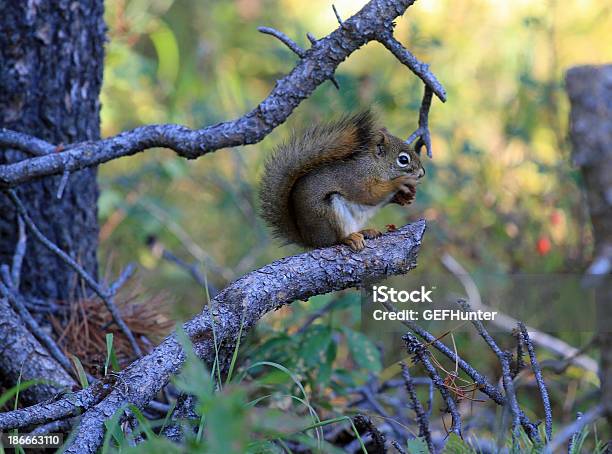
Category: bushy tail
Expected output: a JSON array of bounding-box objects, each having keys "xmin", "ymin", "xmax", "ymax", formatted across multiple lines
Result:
[{"xmin": 259, "ymin": 110, "xmax": 377, "ymax": 245}]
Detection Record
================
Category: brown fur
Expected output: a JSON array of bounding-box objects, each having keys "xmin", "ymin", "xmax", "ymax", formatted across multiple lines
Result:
[{"xmin": 259, "ymin": 110, "xmax": 424, "ymax": 249}]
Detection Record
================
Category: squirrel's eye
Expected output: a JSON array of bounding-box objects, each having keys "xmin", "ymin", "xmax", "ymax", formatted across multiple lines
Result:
[
  {"xmin": 397, "ymin": 152, "xmax": 411, "ymax": 167},
  {"xmin": 376, "ymin": 143, "xmax": 385, "ymax": 156}
]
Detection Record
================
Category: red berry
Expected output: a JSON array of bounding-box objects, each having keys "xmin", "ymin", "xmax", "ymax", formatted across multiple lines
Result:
[{"xmin": 536, "ymin": 236, "xmax": 551, "ymax": 256}]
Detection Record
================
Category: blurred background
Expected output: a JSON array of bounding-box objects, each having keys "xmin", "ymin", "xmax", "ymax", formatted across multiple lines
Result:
[
  {"xmin": 97, "ymin": 0, "xmax": 611, "ymax": 446},
  {"xmin": 100, "ymin": 0, "xmax": 612, "ymax": 306}
]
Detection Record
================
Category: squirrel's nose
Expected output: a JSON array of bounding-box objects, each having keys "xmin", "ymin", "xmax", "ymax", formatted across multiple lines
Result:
[{"xmin": 417, "ymin": 167, "xmax": 425, "ymax": 179}]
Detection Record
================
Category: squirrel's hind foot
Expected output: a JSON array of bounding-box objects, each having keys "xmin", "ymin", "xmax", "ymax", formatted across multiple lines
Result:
[
  {"xmin": 342, "ymin": 229, "xmax": 382, "ymax": 251},
  {"xmin": 342, "ymin": 232, "xmax": 366, "ymax": 251}
]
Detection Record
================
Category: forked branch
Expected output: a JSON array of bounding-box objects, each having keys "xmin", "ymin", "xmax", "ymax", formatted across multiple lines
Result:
[{"xmin": 0, "ymin": 0, "xmax": 445, "ymax": 188}]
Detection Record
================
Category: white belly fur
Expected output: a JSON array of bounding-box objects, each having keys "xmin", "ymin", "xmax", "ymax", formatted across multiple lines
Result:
[{"xmin": 330, "ymin": 194, "xmax": 388, "ymax": 237}]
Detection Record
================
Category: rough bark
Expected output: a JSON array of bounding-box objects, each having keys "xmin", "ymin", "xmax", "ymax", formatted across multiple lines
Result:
[
  {"xmin": 0, "ymin": 0, "xmax": 104, "ymax": 300},
  {"xmin": 0, "ymin": 297, "xmax": 75, "ymax": 403},
  {"xmin": 566, "ymin": 64, "xmax": 612, "ymax": 429}
]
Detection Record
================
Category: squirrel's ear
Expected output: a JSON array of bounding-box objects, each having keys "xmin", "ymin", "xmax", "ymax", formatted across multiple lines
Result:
[
  {"xmin": 374, "ymin": 130, "xmax": 387, "ymax": 156},
  {"xmin": 375, "ymin": 128, "xmax": 389, "ymax": 143}
]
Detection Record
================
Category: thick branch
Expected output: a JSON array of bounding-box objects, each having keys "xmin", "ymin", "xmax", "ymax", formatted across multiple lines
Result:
[
  {"xmin": 0, "ymin": 221, "xmax": 424, "ymax": 452},
  {"xmin": 0, "ymin": 0, "xmax": 446, "ymax": 188},
  {"xmin": 0, "ymin": 129, "xmax": 55, "ymax": 157}
]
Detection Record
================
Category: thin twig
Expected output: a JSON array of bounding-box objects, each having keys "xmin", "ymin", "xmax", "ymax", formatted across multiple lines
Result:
[
  {"xmin": 158, "ymin": 248, "xmax": 215, "ymax": 293},
  {"xmin": 258, "ymin": 26, "xmax": 305, "ymax": 57},
  {"xmin": 332, "ymin": 4, "xmax": 343, "ymax": 24},
  {"xmin": 379, "ymin": 299, "xmax": 505, "ymax": 405},
  {"xmin": 5, "ymin": 189, "xmax": 143, "ymax": 357},
  {"xmin": 109, "ymin": 263, "xmax": 136, "ymax": 295},
  {"xmin": 519, "ymin": 322, "xmax": 552, "ymax": 442},
  {"xmin": 377, "ymin": 32, "xmax": 446, "ymax": 102},
  {"xmin": 406, "ymin": 86, "xmax": 434, "ymax": 157},
  {"xmin": 511, "ymin": 327, "xmax": 526, "ymax": 378},
  {"xmin": 403, "ymin": 333, "xmax": 462, "ymax": 437},
  {"xmin": 56, "ymin": 170, "xmax": 70, "ymax": 199},
  {"xmin": 352, "ymin": 414, "xmax": 387, "ymax": 453},
  {"xmin": 259, "ymin": 26, "xmax": 340, "ymax": 89},
  {"xmin": 567, "ymin": 411, "xmax": 583, "ymax": 454},
  {"xmin": 11, "ymin": 215, "xmax": 26, "ymax": 289},
  {"xmin": 456, "ymin": 300, "xmax": 533, "ymax": 445},
  {"xmin": 391, "ymin": 440, "xmax": 407, "ymax": 454},
  {"xmin": 138, "ymin": 198, "xmax": 233, "ymax": 282},
  {"xmin": 400, "ymin": 362, "xmax": 434, "ymax": 453}
]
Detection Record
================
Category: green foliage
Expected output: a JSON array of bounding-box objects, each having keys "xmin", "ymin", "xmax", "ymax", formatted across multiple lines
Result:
[
  {"xmin": 98, "ymin": 333, "xmax": 369, "ymax": 453},
  {"xmin": 0, "ymin": 379, "xmax": 46, "ymax": 410},
  {"xmin": 406, "ymin": 436, "xmax": 430, "ymax": 453},
  {"xmin": 342, "ymin": 327, "xmax": 382, "ymax": 374},
  {"xmin": 69, "ymin": 354, "xmax": 89, "ymax": 389},
  {"xmin": 105, "ymin": 333, "xmax": 120, "ymax": 376},
  {"xmin": 443, "ymin": 434, "xmax": 476, "ymax": 453}
]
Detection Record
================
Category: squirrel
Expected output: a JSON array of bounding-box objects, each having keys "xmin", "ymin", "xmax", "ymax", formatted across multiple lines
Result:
[{"xmin": 259, "ymin": 110, "xmax": 425, "ymax": 251}]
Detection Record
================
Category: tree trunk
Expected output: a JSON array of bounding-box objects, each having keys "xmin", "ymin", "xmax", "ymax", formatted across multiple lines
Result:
[
  {"xmin": 0, "ymin": 0, "xmax": 104, "ymax": 301},
  {"xmin": 566, "ymin": 64, "xmax": 612, "ymax": 431}
]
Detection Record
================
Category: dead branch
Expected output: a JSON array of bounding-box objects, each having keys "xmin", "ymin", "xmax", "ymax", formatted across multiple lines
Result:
[
  {"xmin": 0, "ymin": 0, "xmax": 445, "ymax": 188},
  {"xmin": 441, "ymin": 252, "xmax": 598, "ymax": 374},
  {"xmin": 403, "ymin": 333, "xmax": 462, "ymax": 437},
  {"xmin": 0, "ymin": 213, "xmax": 76, "ymax": 404},
  {"xmin": 518, "ymin": 322, "xmax": 552, "ymax": 442},
  {"xmin": 379, "ymin": 299, "xmax": 505, "ymax": 404},
  {"xmin": 400, "ymin": 362, "xmax": 434, "ymax": 453},
  {"xmin": 379, "ymin": 297, "xmax": 543, "ymax": 444},
  {"xmin": 0, "ymin": 384, "xmax": 104, "ymax": 430},
  {"xmin": 456, "ymin": 300, "xmax": 534, "ymax": 445}
]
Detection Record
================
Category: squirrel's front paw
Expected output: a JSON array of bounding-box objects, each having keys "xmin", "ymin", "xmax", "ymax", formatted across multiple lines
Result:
[
  {"xmin": 360, "ymin": 228, "xmax": 382, "ymax": 239},
  {"xmin": 342, "ymin": 232, "xmax": 366, "ymax": 251},
  {"xmin": 391, "ymin": 190, "xmax": 415, "ymax": 206}
]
